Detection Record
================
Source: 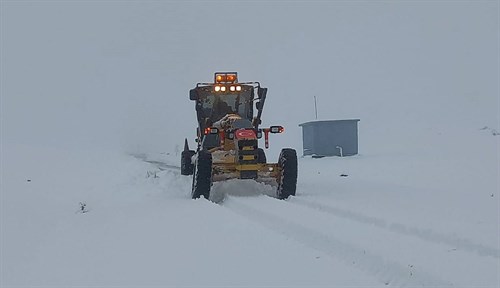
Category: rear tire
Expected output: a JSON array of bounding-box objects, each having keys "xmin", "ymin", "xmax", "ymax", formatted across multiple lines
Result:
[
  {"xmin": 277, "ymin": 148, "xmax": 298, "ymax": 200},
  {"xmin": 257, "ymin": 148, "xmax": 267, "ymax": 164},
  {"xmin": 181, "ymin": 150, "xmax": 195, "ymax": 175},
  {"xmin": 191, "ymin": 150, "xmax": 212, "ymax": 200}
]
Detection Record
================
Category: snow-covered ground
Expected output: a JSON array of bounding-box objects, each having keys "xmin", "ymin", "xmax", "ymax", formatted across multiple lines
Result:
[
  {"xmin": 1, "ymin": 2, "xmax": 499, "ymax": 287},
  {"xmin": 2, "ymin": 128, "xmax": 498, "ymax": 287}
]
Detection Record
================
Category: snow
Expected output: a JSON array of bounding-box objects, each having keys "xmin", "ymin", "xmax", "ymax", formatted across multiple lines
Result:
[
  {"xmin": 2, "ymin": 145, "xmax": 378, "ymax": 286},
  {"xmin": 1, "ymin": 1, "xmax": 499, "ymax": 287},
  {"xmin": 2, "ymin": 132, "xmax": 498, "ymax": 286}
]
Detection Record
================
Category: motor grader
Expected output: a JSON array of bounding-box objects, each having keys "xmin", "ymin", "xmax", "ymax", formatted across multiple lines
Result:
[{"xmin": 181, "ymin": 72, "xmax": 298, "ymax": 200}]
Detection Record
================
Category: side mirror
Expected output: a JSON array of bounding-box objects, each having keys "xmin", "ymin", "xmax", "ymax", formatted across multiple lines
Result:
[
  {"xmin": 269, "ymin": 126, "xmax": 284, "ymax": 133},
  {"xmin": 204, "ymin": 127, "xmax": 219, "ymax": 135},
  {"xmin": 189, "ymin": 89, "xmax": 199, "ymax": 101}
]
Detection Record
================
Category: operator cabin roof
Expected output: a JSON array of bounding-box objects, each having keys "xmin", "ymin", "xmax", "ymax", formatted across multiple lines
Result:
[{"xmin": 299, "ymin": 119, "xmax": 360, "ymax": 157}]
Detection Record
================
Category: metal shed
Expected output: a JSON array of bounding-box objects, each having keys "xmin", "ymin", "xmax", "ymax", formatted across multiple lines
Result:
[{"xmin": 299, "ymin": 119, "xmax": 360, "ymax": 157}]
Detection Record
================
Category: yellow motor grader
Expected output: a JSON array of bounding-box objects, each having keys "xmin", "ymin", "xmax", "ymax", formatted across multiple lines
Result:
[{"xmin": 181, "ymin": 72, "xmax": 298, "ymax": 200}]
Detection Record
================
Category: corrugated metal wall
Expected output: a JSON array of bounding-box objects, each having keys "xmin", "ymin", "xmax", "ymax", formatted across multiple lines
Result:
[{"xmin": 299, "ymin": 120, "xmax": 360, "ymax": 157}]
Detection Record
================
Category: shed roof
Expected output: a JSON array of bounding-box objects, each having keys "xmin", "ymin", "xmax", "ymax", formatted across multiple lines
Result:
[{"xmin": 299, "ymin": 119, "xmax": 360, "ymax": 127}]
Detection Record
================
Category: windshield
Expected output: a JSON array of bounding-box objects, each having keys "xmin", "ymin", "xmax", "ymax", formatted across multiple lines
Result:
[{"xmin": 197, "ymin": 90, "xmax": 253, "ymax": 122}]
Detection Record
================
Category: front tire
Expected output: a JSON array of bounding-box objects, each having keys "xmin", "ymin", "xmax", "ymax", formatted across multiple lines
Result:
[
  {"xmin": 277, "ymin": 148, "xmax": 298, "ymax": 200},
  {"xmin": 191, "ymin": 150, "xmax": 212, "ymax": 200}
]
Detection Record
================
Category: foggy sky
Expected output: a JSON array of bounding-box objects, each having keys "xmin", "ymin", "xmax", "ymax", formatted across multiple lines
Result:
[{"xmin": 1, "ymin": 1, "xmax": 498, "ymax": 158}]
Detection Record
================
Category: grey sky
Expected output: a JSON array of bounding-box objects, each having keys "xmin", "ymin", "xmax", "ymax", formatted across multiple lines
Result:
[{"xmin": 2, "ymin": 1, "xmax": 498, "ymax": 157}]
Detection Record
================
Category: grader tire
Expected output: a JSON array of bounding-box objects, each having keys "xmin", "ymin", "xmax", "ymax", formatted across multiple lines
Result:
[
  {"xmin": 277, "ymin": 148, "xmax": 298, "ymax": 200},
  {"xmin": 191, "ymin": 150, "xmax": 212, "ymax": 200}
]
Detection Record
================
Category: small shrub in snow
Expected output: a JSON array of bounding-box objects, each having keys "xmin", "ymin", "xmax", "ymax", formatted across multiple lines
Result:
[
  {"xmin": 146, "ymin": 170, "xmax": 159, "ymax": 178},
  {"xmin": 78, "ymin": 202, "xmax": 89, "ymax": 214},
  {"xmin": 479, "ymin": 126, "xmax": 499, "ymax": 136}
]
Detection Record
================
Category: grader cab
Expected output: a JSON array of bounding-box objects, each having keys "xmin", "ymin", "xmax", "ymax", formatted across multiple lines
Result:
[{"xmin": 181, "ymin": 72, "xmax": 297, "ymax": 200}]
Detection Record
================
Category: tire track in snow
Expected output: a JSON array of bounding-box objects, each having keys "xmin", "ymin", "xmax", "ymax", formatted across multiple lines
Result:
[
  {"xmin": 290, "ymin": 198, "xmax": 500, "ymax": 259},
  {"xmin": 131, "ymin": 153, "xmax": 181, "ymax": 171},
  {"xmin": 223, "ymin": 196, "xmax": 452, "ymax": 287},
  {"xmin": 138, "ymin": 155, "xmax": 499, "ymax": 259},
  {"xmin": 145, "ymin": 160, "xmax": 181, "ymax": 171}
]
